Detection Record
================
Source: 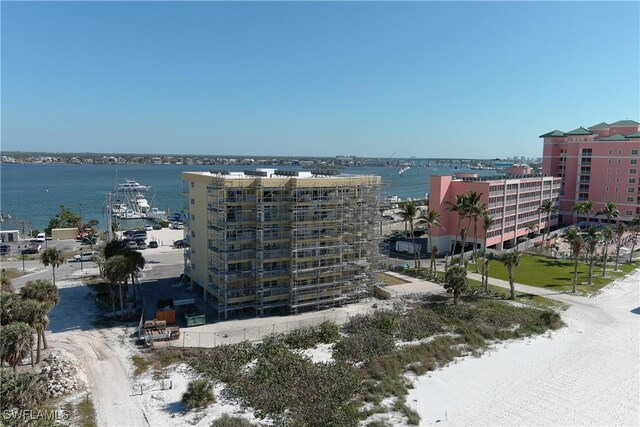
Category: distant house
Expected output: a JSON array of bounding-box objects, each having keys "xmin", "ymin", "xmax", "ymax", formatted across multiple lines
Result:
[{"xmin": 0, "ymin": 230, "xmax": 20, "ymax": 243}]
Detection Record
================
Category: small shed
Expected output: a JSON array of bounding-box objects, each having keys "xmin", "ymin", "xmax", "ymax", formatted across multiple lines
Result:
[
  {"xmin": 51, "ymin": 228, "xmax": 78, "ymax": 240},
  {"xmin": 0, "ymin": 230, "xmax": 20, "ymax": 243}
]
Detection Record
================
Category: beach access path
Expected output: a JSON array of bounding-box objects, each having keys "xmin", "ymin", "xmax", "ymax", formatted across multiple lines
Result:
[{"xmin": 408, "ymin": 268, "xmax": 640, "ymax": 426}]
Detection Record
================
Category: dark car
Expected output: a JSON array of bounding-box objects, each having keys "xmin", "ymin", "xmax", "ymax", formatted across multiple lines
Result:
[
  {"xmin": 0, "ymin": 245, "xmax": 10, "ymax": 255},
  {"xmin": 21, "ymin": 247, "xmax": 39, "ymax": 255},
  {"xmin": 148, "ymin": 241, "xmax": 158, "ymax": 249},
  {"xmin": 152, "ymin": 224, "xmax": 162, "ymax": 230},
  {"xmin": 173, "ymin": 239, "xmax": 188, "ymax": 249}
]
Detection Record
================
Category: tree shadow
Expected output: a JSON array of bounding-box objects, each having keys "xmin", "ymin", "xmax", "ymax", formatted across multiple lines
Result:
[{"xmin": 631, "ymin": 307, "xmax": 640, "ymax": 315}]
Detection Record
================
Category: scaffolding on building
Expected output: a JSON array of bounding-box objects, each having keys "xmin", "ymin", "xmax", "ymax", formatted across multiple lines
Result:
[{"xmin": 201, "ymin": 172, "xmax": 382, "ymax": 319}]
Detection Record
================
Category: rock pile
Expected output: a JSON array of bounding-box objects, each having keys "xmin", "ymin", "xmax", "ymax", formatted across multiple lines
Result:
[{"xmin": 41, "ymin": 353, "xmax": 79, "ymax": 398}]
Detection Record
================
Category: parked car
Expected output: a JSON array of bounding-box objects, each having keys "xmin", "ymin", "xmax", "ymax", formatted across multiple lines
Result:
[
  {"xmin": 81, "ymin": 236, "xmax": 97, "ymax": 245},
  {"xmin": 126, "ymin": 241, "xmax": 138, "ymax": 249},
  {"xmin": 72, "ymin": 252, "xmax": 95, "ymax": 262},
  {"xmin": 0, "ymin": 244, "xmax": 11, "ymax": 255},
  {"xmin": 123, "ymin": 230, "xmax": 136, "ymax": 237},
  {"xmin": 21, "ymin": 245, "xmax": 41, "ymax": 255},
  {"xmin": 173, "ymin": 240, "xmax": 187, "ymax": 249},
  {"xmin": 152, "ymin": 224, "xmax": 162, "ymax": 230},
  {"xmin": 144, "ymin": 225, "xmax": 153, "ymax": 231},
  {"xmin": 136, "ymin": 242, "xmax": 148, "ymax": 250},
  {"xmin": 148, "ymin": 240, "xmax": 158, "ymax": 249}
]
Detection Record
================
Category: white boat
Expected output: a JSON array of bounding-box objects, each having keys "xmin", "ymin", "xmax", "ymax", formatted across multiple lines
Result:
[
  {"xmin": 398, "ymin": 166, "xmax": 410, "ymax": 176},
  {"xmin": 115, "ymin": 179, "xmax": 151, "ymax": 192}
]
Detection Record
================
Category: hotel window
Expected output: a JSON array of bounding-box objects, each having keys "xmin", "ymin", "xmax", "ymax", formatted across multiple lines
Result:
[
  {"xmin": 627, "ymin": 197, "xmax": 635, "ymax": 203},
  {"xmin": 607, "ymin": 168, "xmax": 611, "ymax": 173},
  {"xmin": 609, "ymin": 149, "xmax": 613, "ymax": 155},
  {"xmin": 614, "ymin": 196, "xmax": 618, "ymax": 202},
  {"xmin": 191, "ymin": 198, "xmax": 195, "ymax": 205},
  {"xmin": 631, "ymin": 159, "xmax": 638, "ymax": 165},
  {"xmin": 632, "ymin": 149, "xmax": 639, "ymax": 155},
  {"xmin": 628, "ymin": 187, "xmax": 635, "ymax": 193},
  {"xmin": 605, "ymin": 186, "xmax": 609, "ymax": 192},
  {"xmin": 608, "ymin": 159, "xmax": 611, "ymax": 164},
  {"xmin": 617, "ymin": 159, "xmax": 621, "ymax": 164},
  {"xmin": 191, "ymin": 182, "xmax": 195, "ymax": 188},
  {"xmin": 606, "ymin": 177, "xmax": 610, "ymax": 183},
  {"xmin": 630, "ymin": 178, "xmax": 637, "ymax": 184},
  {"xmin": 618, "ymin": 149, "xmax": 623, "ymax": 155},
  {"xmin": 615, "ymin": 187, "xmax": 619, "ymax": 193},
  {"xmin": 605, "ymin": 195, "xmax": 608, "ymax": 201},
  {"xmin": 617, "ymin": 168, "xmax": 621, "ymax": 174},
  {"xmin": 626, "ymin": 210, "xmax": 634, "ymax": 216},
  {"xmin": 616, "ymin": 178, "xmax": 620, "ymax": 183},
  {"xmin": 631, "ymin": 169, "xmax": 638, "ymax": 174}
]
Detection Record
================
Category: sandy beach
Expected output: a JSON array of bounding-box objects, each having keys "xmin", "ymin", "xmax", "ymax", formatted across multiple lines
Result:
[{"xmin": 407, "ymin": 268, "xmax": 640, "ymax": 426}]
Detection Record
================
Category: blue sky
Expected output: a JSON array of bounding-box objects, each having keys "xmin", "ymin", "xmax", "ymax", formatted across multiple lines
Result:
[{"xmin": 2, "ymin": 1, "xmax": 638, "ymax": 158}]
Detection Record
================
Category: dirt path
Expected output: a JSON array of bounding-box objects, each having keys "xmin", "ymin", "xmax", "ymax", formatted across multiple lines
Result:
[{"xmin": 47, "ymin": 277, "xmax": 148, "ymax": 427}]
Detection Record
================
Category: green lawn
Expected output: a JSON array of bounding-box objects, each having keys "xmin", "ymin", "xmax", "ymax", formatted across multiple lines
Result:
[{"xmin": 469, "ymin": 255, "xmax": 640, "ymax": 295}]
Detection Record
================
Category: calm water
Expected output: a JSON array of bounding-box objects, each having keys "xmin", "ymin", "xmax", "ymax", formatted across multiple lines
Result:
[{"xmin": 0, "ymin": 163, "xmax": 500, "ymax": 231}]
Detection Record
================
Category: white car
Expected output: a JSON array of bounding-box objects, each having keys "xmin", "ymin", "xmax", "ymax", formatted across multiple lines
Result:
[{"xmin": 72, "ymin": 252, "xmax": 95, "ymax": 262}]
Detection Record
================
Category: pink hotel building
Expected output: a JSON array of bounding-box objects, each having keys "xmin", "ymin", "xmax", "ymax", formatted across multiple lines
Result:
[
  {"xmin": 541, "ymin": 120, "xmax": 640, "ymax": 224},
  {"xmin": 428, "ymin": 119, "xmax": 639, "ymax": 253},
  {"xmin": 429, "ymin": 174, "xmax": 561, "ymax": 252}
]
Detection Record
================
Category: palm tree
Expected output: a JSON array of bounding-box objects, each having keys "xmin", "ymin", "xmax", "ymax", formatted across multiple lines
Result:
[
  {"xmin": 601, "ymin": 226, "xmax": 614, "ymax": 277},
  {"xmin": 446, "ymin": 193, "xmax": 468, "ymax": 257},
  {"xmin": 429, "ymin": 244, "xmax": 438, "ymax": 278},
  {"xmin": 499, "ymin": 251, "xmax": 521, "ymax": 300},
  {"xmin": 628, "ymin": 213, "xmax": 640, "ymax": 263},
  {"xmin": 417, "ymin": 209, "xmax": 442, "ymax": 275},
  {"xmin": 14, "ymin": 299, "xmax": 48, "ymax": 364},
  {"xmin": 468, "ymin": 201, "xmax": 487, "ymax": 270},
  {"xmin": 583, "ymin": 227, "xmax": 600, "ymax": 285},
  {"xmin": 0, "ymin": 322, "xmax": 34, "ymax": 373},
  {"xmin": 462, "ymin": 191, "xmax": 483, "ymax": 264},
  {"xmin": 562, "ymin": 227, "xmax": 580, "ymax": 258},
  {"xmin": 398, "ymin": 200, "xmax": 420, "ymax": 269},
  {"xmin": 444, "ymin": 265, "xmax": 467, "ymax": 305},
  {"xmin": 539, "ymin": 200, "xmax": 558, "ymax": 244},
  {"xmin": 124, "ymin": 250, "xmax": 146, "ymax": 304},
  {"xmin": 19, "ymin": 280, "xmax": 59, "ymax": 350},
  {"xmin": 614, "ymin": 222, "xmax": 626, "ymax": 271},
  {"xmin": 40, "ymin": 248, "xmax": 64, "ymax": 286},
  {"xmin": 104, "ymin": 255, "xmax": 130, "ymax": 318},
  {"xmin": 596, "ymin": 202, "xmax": 620, "ymax": 226},
  {"xmin": 483, "ymin": 252, "xmax": 494, "ymax": 293},
  {"xmin": 572, "ymin": 200, "xmax": 595, "ymax": 228},
  {"xmin": 525, "ymin": 221, "xmax": 539, "ymax": 250},
  {"xmin": 570, "ymin": 236, "xmax": 585, "ymax": 293}
]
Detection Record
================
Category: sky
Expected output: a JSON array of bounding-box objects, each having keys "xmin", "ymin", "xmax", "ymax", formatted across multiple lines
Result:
[{"xmin": 2, "ymin": 1, "xmax": 639, "ymax": 159}]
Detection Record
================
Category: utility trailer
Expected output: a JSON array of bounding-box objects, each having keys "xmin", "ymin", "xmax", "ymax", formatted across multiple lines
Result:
[{"xmin": 174, "ymin": 299, "xmax": 206, "ymax": 327}]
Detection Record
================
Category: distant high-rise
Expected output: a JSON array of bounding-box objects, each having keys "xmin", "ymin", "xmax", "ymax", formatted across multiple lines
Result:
[{"xmin": 541, "ymin": 120, "xmax": 640, "ymax": 224}]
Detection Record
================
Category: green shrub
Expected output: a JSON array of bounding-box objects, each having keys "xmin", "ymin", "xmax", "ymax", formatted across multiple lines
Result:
[
  {"xmin": 182, "ymin": 379, "xmax": 215, "ymax": 410},
  {"xmin": 131, "ymin": 355, "xmax": 152, "ymax": 376},
  {"xmin": 334, "ymin": 329, "xmax": 395, "ymax": 364},
  {"xmin": 0, "ymin": 369, "xmax": 48, "ymax": 412},
  {"xmin": 318, "ymin": 320, "xmax": 341, "ymax": 343},
  {"xmin": 210, "ymin": 414, "xmax": 255, "ymax": 427}
]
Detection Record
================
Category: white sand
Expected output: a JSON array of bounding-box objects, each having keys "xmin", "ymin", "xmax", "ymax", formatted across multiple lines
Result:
[{"xmin": 407, "ymin": 268, "xmax": 640, "ymax": 426}]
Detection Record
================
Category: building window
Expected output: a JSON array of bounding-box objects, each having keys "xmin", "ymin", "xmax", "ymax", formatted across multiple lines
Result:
[
  {"xmin": 606, "ymin": 177, "xmax": 610, "ymax": 183},
  {"xmin": 617, "ymin": 159, "xmax": 621, "ymax": 164},
  {"xmin": 632, "ymin": 149, "xmax": 638, "ymax": 155},
  {"xmin": 616, "ymin": 178, "xmax": 620, "ymax": 183},
  {"xmin": 631, "ymin": 169, "xmax": 637, "ymax": 174},
  {"xmin": 631, "ymin": 159, "xmax": 638, "ymax": 165},
  {"xmin": 617, "ymin": 168, "xmax": 621, "ymax": 174},
  {"xmin": 618, "ymin": 149, "xmax": 622, "ymax": 155},
  {"xmin": 630, "ymin": 178, "xmax": 637, "ymax": 184},
  {"xmin": 614, "ymin": 196, "xmax": 618, "ymax": 202},
  {"xmin": 628, "ymin": 187, "xmax": 635, "ymax": 193},
  {"xmin": 605, "ymin": 195, "xmax": 608, "ymax": 201},
  {"xmin": 608, "ymin": 159, "xmax": 611, "ymax": 165},
  {"xmin": 191, "ymin": 230, "xmax": 196, "ymax": 238},
  {"xmin": 609, "ymin": 149, "xmax": 612, "ymax": 155},
  {"xmin": 627, "ymin": 197, "xmax": 635, "ymax": 203},
  {"xmin": 605, "ymin": 186, "xmax": 609, "ymax": 192},
  {"xmin": 191, "ymin": 182, "xmax": 195, "ymax": 188},
  {"xmin": 190, "ymin": 198, "xmax": 195, "ymax": 205},
  {"xmin": 607, "ymin": 168, "xmax": 611, "ymax": 173},
  {"xmin": 191, "ymin": 214, "xmax": 196, "ymax": 220},
  {"xmin": 626, "ymin": 210, "xmax": 633, "ymax": 216}
]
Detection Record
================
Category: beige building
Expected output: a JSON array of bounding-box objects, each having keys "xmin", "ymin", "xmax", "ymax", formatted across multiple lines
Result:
[{"xmin": 182, "ymin": 169, "xmax": 381, "ymax": 319}]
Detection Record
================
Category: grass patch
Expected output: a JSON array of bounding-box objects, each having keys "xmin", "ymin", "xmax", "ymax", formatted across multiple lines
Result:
[
  {"xmin": 76, "ymin": 396, "xmax": 98, "ymax": 427},
  {"xmin": 473, "ymin": 255, "xmax": 640, "ymax": 295},
  {"xmin": 1, "ymin": 268, "xmax": 27, "ymax": 281},
  {"xmin": 377, "ymin": 272, "xmax": 411, "ymax": 285},
  {"xmin": 131, "ymin": 355, "xmax": 152, "ymax": 376}
]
